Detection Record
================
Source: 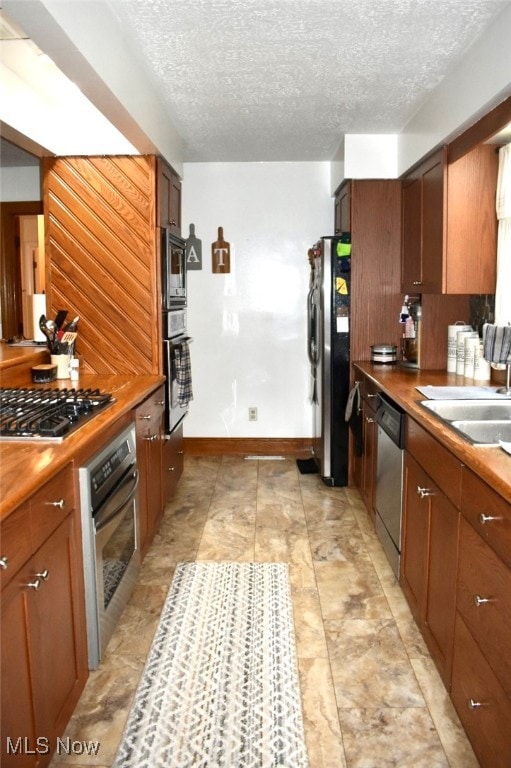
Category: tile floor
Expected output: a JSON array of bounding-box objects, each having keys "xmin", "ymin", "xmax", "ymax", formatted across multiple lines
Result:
[{"xmin": 50, "ymin": 455, "xmax": 479, "ymax": 768}]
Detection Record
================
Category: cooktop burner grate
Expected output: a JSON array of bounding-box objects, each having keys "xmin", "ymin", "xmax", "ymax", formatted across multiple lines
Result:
[{"xmin": 0, "ymin": 387, "xmax": 114, "ymax": 440}]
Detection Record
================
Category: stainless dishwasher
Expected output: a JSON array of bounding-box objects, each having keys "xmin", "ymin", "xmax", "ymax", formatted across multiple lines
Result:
[{"xmin": 374, "ymin": 393, "xmax": 406, "ymax": 579}]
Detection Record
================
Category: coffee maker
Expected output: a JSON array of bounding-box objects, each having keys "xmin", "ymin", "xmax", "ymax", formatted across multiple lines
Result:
[{"xmin": 399, "ymin": 295, "xmax": 421, "ymax": 368}]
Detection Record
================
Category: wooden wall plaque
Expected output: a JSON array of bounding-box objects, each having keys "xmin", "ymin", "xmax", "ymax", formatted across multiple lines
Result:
[
  {"xmin": 212, "ymin": 227, "xmax": 230, "ymax": 273},
  {"xmin": 186, "ymin": 223, "xmax": 202, "ymax": 270}
]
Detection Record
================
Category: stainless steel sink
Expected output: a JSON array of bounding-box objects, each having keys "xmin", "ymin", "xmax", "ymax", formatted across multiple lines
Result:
[
  {"xmin": 450, "ymin": 420, "xmax": 511, "ymax": 445},
  {"xmin": 419, "ymin": 399, "xmax": 511, "ymax": 446},
  {"xmin": 420, "ymin": 399, "xmax": 511, "ymax": 421}
]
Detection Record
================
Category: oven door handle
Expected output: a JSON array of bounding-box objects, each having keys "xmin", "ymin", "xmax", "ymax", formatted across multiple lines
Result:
[
  {"xmin": 94, "ymin": 469, "xmax": 139, "ymax": 533},
  {"xmin": 168, "ymin": 335, "xmax": 193, "ymax": 347}
]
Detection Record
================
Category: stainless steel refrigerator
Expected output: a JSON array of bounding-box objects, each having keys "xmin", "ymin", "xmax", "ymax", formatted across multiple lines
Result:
[{"xmin": 307, "ymin": 235, "xmax": 351, "ymax": 486}]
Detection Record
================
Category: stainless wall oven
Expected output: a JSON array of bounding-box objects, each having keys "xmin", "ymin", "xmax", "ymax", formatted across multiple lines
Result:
[
  {"xmin": 163, "ymin": 309, "xmax": 192, "ymax": 433},
  {"xmin": 79, "ymin": 424, "xmax": 140, "ymax": 669},
  {"xmin": 162, "ymin": 228, "xmax": 187, "ymax": 309}
]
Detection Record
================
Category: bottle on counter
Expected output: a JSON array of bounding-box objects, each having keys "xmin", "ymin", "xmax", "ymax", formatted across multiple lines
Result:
[{"xmin": 69, "ymin": 357, "xmax": 79, "ymax": 382}]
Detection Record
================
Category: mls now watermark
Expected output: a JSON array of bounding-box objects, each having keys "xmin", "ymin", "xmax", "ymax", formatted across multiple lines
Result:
[{"xmin": 6, "ymin": 736, "xmax": 101, "ymax": 756}]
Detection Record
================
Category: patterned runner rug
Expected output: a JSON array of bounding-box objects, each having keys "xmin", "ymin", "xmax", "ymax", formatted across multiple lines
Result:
[{"xmin": 113, "ymin": 562, "xmax": 309, "ymax": 768}]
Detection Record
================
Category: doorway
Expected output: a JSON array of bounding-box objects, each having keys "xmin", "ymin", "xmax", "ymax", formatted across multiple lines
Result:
[{"xmin": 0, "ymin": 201, "xmax": 44, "ymax": 339}]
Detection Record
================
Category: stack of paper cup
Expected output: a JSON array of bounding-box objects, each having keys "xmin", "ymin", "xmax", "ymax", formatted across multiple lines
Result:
[
  {"xmin": 474, "ymin": 340, "xmax": 491, "ymax": 381},
  {"xmin": 447, "ymin": 323, "xmax": 472, "ymax": 372},
  {"xmin": 456, "ymin": 330, "xmax": 478, "ymax": 375},
  {"xmin": 464, "ymin": 335, "xmax": 480, "ymax": 378}
]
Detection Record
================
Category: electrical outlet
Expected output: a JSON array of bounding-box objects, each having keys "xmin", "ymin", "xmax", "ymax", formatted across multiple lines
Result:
[{"xmin": 248, "ymin": 407, "xmax": 257, "ymax": 421}]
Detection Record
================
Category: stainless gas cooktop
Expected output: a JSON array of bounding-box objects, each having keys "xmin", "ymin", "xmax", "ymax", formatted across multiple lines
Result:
[{"xmin": 0, "ymin": 387, "xmax": 114, "ymax": 441}]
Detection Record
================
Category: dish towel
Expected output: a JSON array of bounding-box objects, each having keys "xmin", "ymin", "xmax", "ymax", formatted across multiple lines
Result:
[
  {"xmin": 345, "ymin": 382, "xmax": 363, "ymax": 457},
  {"xmin": 175, "ymin": 342, "xmax": 193, "ymax": 406},
  {"xmin": 483, "ymin": 324, "xmax": 511, "ymax": 364}
]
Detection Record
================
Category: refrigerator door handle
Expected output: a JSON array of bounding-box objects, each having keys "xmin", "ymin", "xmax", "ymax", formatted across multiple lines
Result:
[{"xmin": 307, "ymin": 286, "xmax": 319, "ymax": 366}]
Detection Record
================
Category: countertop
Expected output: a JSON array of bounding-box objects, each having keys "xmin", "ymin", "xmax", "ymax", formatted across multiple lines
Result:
[
  {"xmin": 353, "ymin": 362, "xmax": 511, "ymax": 504},
  {"xmin": 0, "ymin": 343, "xmax": 48, "ymax": 372},
  {"xmin": 0, "ymin": 371, "xmax": 165, "ymax": 521}
]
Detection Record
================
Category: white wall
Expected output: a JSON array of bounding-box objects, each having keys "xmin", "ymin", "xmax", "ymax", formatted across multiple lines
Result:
[
  {"xmin": 397, "ymin": 2, "xmax": 511, "ymax": 176},
  {"xmin": 0, "ymin": 165, "xmax": 41, "ymax": 201},
  {"xmin": 182, "ymin": 162, "xmax": 331, "ymax": 438}
]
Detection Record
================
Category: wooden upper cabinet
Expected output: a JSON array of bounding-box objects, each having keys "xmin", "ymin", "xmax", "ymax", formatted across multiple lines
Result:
[
  {"xmin": 401, "ymin": 144, "xmax": 498, "ymax": 294},
  {"xmin": 402, "ymin": 148, "xmax": 445, "ymax": 293},
  {"xmin": 445, "ymin": 144, "xmax": 498, "ymax": 293},
  {"xmin": 334, "ymin": 183, "xmax": 351, "ymax": 234},
  {"xmin": 401, "ymin": 172, "xmax": 422, "ymax": 291},
  {"xmin": 157, "ymin": 157, "xmax": 181, "ymax": 234}
]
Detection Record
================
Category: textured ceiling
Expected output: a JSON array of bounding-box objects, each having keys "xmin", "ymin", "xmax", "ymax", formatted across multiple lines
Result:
[{"xmin": 107, "ymin": 0, "xmax": 508, "ymax": 161}]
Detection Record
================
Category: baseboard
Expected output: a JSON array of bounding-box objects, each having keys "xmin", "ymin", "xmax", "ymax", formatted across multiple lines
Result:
[{"xmin": 183, "ymin": 437, "xmax": 313, "ymax": 457}]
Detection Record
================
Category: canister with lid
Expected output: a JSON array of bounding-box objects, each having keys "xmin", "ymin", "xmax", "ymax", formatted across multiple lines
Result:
[{"xmin": 371, "ymin": 344, "xmax": 397, "ymax": 365}]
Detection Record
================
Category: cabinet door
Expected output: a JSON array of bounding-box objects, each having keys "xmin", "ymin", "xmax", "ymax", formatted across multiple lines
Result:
[
  {"xmin": 135, "ymin": 388, "xmax": 165, "ymax": 556},
  {"xmin": 0, "ymin": 503, "xmax": 32, "ymax": 590},
  {"xmin": 420, "ymin": 151, "xmax": 445, "ymax": 292},
  {"xmin": 334, "ymin": 183, "xmax": 351, "ymax": 234},
  {"xmin": 157, "ymin": 158, "xmax": 181, "ymax": 234},
  {"xmin": 445, "ymin": 145, "xmax": 498, "ymax": 293},
  {"xmin": 401, "ymin": 149, "xmax": 445, "ymax": 294},
  {"xmin": 1, "ymin": 561, "xmax": 39, "ymax": 768},
  {"xmin": 360, "ymin": 402, "xmax": 377, "ymax": 520},
  {"xmin": 402, "ymin": 450, "xmax": 459, "ymax": 684},
  {"xmin": 424, "ymin": 488, "xmax": 459, "ymax": 685},
  {"xmin": 401, "ymin": 453, "xmax": 430, "ymax": 623},
  {"xmin": 28, "ymin": 515, "xmax": 87, "ymax": 749},
  {"xmin": 451, "ymin": 613, "xmax": 511, "ymax": 768},
  {"xmin": 401, "ymin": 174, "xmax": 422, "ymax": 292},
  {"xmin": 162, "ymin": 423, "xmax": 184, "ymax": 505}
]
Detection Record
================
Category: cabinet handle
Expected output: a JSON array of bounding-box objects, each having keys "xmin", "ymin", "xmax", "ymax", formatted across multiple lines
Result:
[
  {"xmin": 0, "ymin": 556, "xmax": 8, "ymax": 570},
  {"xmin": 367, "ymin": 393, "xmax": 377, "ymax": 398},
  {"xmin": 35, "ymin": 569, "xmax": 49, "ymax": 581},
  {"xmin": 26, "ymin": 578, "xmax": 42, "ymax": 590},
  {"xmin": 177, "ymin": 450, "xmax": 184, "ymax": 455},
  {"xmin": 413, "ymin": 280, "xmax": 423, "ymax": 286},
  {"xmin": 156, "ymin": 400, "xmax": 165, "ymax": 407},
  {"xmin": 144, "ymin": 434, "xmax": 159, "ymax": 442},
  {"xmin": 366, "ymin": 417, "xmax": 375, "ymax": 423},
  {"xmin": 416, "ymin": 486, "xmax": 434, "ymax": 498},
  {"xmin": 479, "ymin": 513, "xmax": 501, "ymax": 525},
  {"xmin": 467, "ymin": 698, "xmax": 485, "ymax": 710},
  {"xmin": 473, "ymin": 595, "xmax": 492, "ymax": 607},
  {"xmin": 44, "ymin": 499, "xmax": 65, "ymax": 509},
  {"xmin": 139, "ymin": 414, "xmax": 152, "ymax": 420},
  {"xmin": 168, "ymin": 466, "xmax": 175, "ymax": 472},
  {"xmin": 169, "ymin": 220, "xmax": 177, "ymax": 227}
]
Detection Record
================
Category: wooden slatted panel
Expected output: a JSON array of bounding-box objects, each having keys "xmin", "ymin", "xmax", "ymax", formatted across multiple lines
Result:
[{"xmin": 43, "ymin": 156, "xmax": 161, "ymax": 374}]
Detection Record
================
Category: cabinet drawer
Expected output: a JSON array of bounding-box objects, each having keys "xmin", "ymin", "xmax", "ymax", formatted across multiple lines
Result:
[
  {"xmin": 461, "ymin": 467, "xmax": 511, "ymax": 567},
  {"xmin": 30, "ymin": 464, "xmax": 75, "ymax": 552},
  {"xmin": 451, "ymin": 612, "xmax": 511, "ymax": 768},
  {"xmin": 359, "ymin": 376, "xmax": 379, "ymax": 407},
  {"xmin": 457, "ymin": 516, "xmax": 511, "ymax": 696},
  {"xmin": 135, "ymin": 386, "xmax": 165, "ymax": 438},
  {"xmin": 406, "ymin": 417, "xmax": 462, "ymax": 508},
  {"xmin": 0, "ymin": 504, "xmax": 32, "ymax": 589}
]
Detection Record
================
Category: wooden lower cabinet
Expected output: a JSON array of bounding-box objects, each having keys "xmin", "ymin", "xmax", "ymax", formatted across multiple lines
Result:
[
  {"xmin": 451, "ymin": 613, "xmax": 511, "ymax": 768},
  {"xmin": 1, "ymin": 479, "xmax": 87, "ymax": 768},
  {"xmin": 450, "ymin": 470, "xmax": 511, "ymax": 768},
  {"xmin": 401, "ymin": 451, "xmax": 459, "ymax": 686},
  {"xmin": 134, "ymin": 386, "xmax": 165, "ymax": 557},
  {"xmin": 162, "ymin": 423, "xmax": 184, "ymax": 505},
  {"xmin": 1, "ymin": 558, "xmax": 39, "ymax": 767},
  {"xmin": 360, "ymin": 389, "xmax": 378, "ymax": 521}
]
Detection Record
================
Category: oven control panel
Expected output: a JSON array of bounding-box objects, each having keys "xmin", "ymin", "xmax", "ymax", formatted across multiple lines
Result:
[{"xmin": 91, "ymin": 440, "xmax": 131, "ymax": 494}]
